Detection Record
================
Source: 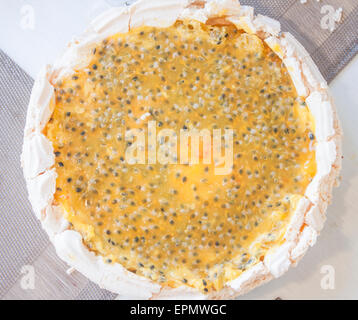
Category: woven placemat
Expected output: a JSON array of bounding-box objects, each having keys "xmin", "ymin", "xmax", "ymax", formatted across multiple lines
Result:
[
  {"xmin": 0, "ymin": 0, "xmax": 357, "ymax": 300},
  {"xmin": 246, "ymin": 0, "xmax": 358, "ymax": 83}
]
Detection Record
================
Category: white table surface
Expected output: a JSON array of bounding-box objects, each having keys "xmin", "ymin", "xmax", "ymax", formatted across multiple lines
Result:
[{"xmin": 0, "ymin": 0, "xmax": 357, "ymax": 299}]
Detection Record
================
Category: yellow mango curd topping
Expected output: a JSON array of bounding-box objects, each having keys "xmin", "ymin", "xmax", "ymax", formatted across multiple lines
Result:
[{"xmin": 45, "ymin": 21, "xmax": 316, "ymax": 292}]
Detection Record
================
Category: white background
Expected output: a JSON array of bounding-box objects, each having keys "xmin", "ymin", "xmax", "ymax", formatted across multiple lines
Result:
[{"xmin": 0, "ymin": 0, "xmax": 357, "ymax": 299}]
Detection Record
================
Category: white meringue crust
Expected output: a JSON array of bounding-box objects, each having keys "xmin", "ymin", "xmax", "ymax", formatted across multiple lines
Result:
[{"xmin": 22, "ymin": 0, "xmax": 342, "ymax": 299}]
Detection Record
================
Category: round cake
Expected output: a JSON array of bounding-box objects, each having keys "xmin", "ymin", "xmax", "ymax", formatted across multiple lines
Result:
[{"xmin": 21, "ymin": 0, "xmax": 342, "ymax": 299}]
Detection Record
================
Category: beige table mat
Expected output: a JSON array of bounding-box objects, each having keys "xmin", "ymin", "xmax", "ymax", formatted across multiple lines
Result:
[{"xmin": 0, "ymin": 0, "xmax": 357, "ymax": 300}]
